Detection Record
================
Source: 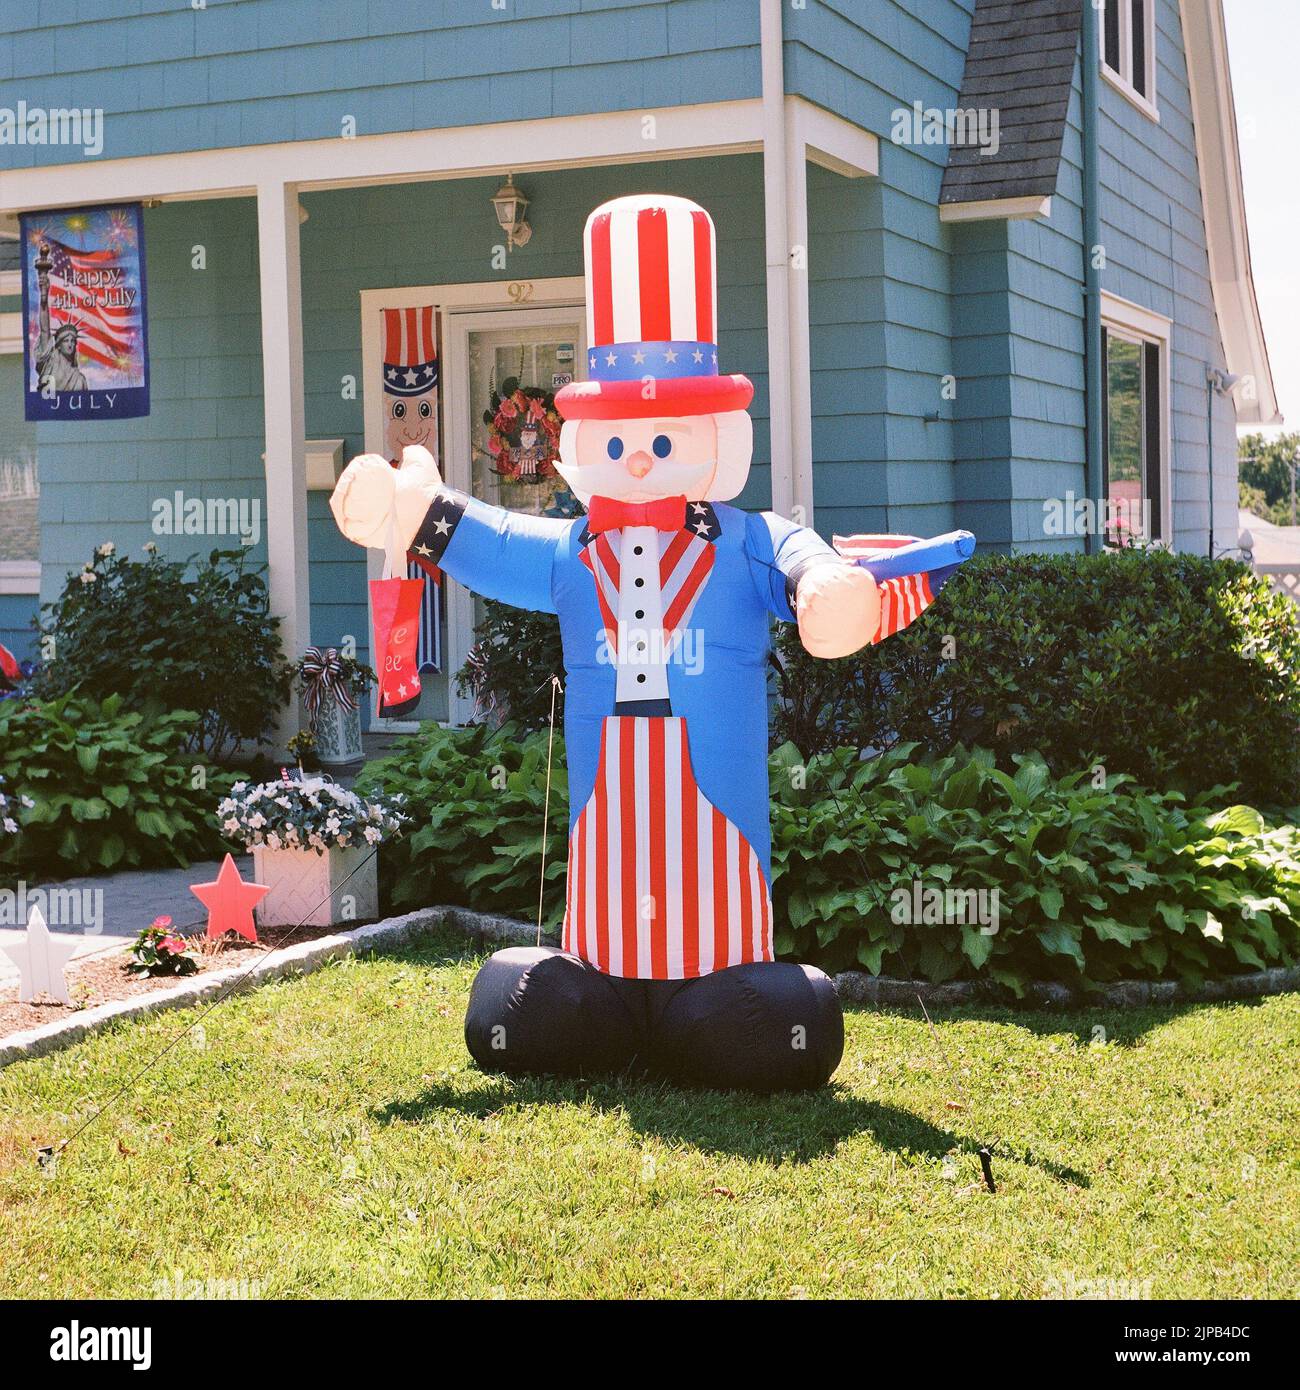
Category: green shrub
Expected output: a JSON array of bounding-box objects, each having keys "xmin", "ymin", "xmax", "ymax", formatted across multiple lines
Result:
[
  {"xmin": 772, "ymin": 549, "xmax": 1300, "ymax": 807},
  {"xmin": 355, "ymin": 721, "xmax": 567, "ymax": 923},
  {"xmin": 456, "ymin": 599, "xmax": 564, "ymax": 731},
  {"xmin": 356, "ymin": 724, "xmax": 1300, "ymax": 992},
  {"xmin": 0, "ymin": 691, "xmax": 233, "ymax": 876},
  {"xmin": 34, "ymin": 544, "xmax": 292, "ymax": 762},
  {"xmin": 770, "ymin": 742, "xmax": 1300, "ymax": 990}
]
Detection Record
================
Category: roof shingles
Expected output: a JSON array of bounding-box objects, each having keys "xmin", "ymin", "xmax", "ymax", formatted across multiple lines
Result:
[{"xmin": 938, "ymin": 0, "xmax": 1083, "ymax": 207}]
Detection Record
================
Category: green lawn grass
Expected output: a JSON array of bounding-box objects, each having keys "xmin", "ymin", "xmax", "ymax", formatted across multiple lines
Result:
[{"xmin": 1, "ymin": 929, "xmax": 1297, "ymax": 1299}]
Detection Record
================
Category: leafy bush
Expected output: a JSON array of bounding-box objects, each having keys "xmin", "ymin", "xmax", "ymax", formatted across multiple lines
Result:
[
  {"xmin": 35, "ymin": 544, "xmax": 292, "ymax": 761},
  {"xmin": 356, "ymin": 724, "xmax": 1300, "ymax": 992},
  {"xmin": 456, "ymin": 599, "xmax": 563, "ymax": 731},
  {"xmin": 770, "ymin": 742, "xmax": 1300, "ymax": 990},
  {"xmin": 0, "ymin": 691, "xmax": 233, "ymax": 876},
  {"xmin": 355, "ymin": 721, "xmax": 568, "ymax": 923},
  {"xmin": 772, "ymin": 549, "xmax": 1300, "ymax": 807}
]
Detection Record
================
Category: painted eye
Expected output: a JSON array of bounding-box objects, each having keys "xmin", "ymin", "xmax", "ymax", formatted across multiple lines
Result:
[
  {"xmin": 418, "ymin": 400, "xmax": 432, "ymax": 418},
  {"xmin": 652, "ymin": 434, "xmax": 672, "ymax": 458},
  {"xmin": 392, "ymin": 402, "xmax": 406, "ymax": 419},
  {"xmin": 606, "ymin": 436, "xmax": 624, "ymax": 460}
]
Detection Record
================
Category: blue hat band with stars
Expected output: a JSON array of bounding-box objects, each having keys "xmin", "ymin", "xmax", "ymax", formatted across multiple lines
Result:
[
  {"xmin": 384, "ymin": 359, "xmax": 439, "ymax": 397},
  {"xmin": 588, "ymin": 340, "xmax": 720, "ymax": 383}
]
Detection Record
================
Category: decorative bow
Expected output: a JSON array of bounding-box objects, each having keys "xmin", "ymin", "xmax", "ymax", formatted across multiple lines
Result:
[
  {"xmin": 300, "ymin": 646, "xmax": 357, "ymax": 725},
  {"xmin": 587, "ymin": 494, "xmax": 687, "ymax": 535}
]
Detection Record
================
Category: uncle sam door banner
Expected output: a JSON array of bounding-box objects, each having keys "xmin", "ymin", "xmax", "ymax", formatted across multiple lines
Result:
[{"xmin": 379, "ymin": 307, "xmax": 442, "ymax": 677}]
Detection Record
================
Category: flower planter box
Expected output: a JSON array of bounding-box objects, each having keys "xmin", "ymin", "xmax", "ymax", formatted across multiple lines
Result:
[
  {"xmin": 252, "ymin": 844, "xmax": 378, "ymax": 929},
  {"xmin": 307, "ymin": 697, "xmax": 364, "ymax": 766}
]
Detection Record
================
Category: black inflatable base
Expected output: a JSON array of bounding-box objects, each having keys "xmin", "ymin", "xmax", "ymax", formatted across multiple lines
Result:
[{"xmin": 464, "ymin": 946, "xmax": 844, "ymax": 1093}]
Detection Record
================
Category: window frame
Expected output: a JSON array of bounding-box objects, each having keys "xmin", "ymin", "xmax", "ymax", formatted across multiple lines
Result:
[
  {"xmin": 0, "ymin": 284, "xmax": 40, "ymax": 596},
  {"xmin": 1100, "ymin": 0, "xmax": 1159, "ymax": 123},
  {"xmin": 1100, "ymin": 291, "xmax": 1172, "ymax": 546}
]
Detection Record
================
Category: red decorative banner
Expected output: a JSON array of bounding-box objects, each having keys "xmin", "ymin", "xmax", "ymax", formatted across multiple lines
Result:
[{"xmin": 369, "ymin": 576, "xmax": 425, "ymax": 719}]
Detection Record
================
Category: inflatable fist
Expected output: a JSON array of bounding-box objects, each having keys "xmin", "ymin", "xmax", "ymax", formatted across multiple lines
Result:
[{"xmin": 330, "ymin": 444, "xmax": 442, "ymax": 553}]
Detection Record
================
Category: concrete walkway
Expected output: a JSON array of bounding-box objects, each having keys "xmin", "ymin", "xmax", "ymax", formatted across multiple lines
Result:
[{"xmin": 0, "ymin": 856, "xmax": 254, "ymax": 987}]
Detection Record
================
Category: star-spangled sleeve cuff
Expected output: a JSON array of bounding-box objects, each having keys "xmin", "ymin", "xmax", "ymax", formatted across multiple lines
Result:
[{"xmin": 409, "ymin": 488, "xmax": 470, "ymax": 568}]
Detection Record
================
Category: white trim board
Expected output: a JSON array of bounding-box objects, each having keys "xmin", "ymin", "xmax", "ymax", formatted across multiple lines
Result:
[
  {"xmin": 939, "ymin": 195, "xmax": 1052, "ymax": 224},
  {"xmin": 1179, "ymin": 0, "xmax": 1280, "ymax": 424},
  {"xmin": 0, "ymin": 101, "xmax": 767, "ymax": 212},
  {"xmin": 0, "ymin": 561, "xmax": 39, "ymax": 596}
]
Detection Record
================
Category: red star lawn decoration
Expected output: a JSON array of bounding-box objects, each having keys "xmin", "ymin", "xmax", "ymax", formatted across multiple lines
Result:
[{"xmin": 190, "ymin": 853, "xmax": 269, "ymax": 943}]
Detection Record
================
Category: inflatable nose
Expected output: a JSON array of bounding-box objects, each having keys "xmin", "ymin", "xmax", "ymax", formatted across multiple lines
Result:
[{"xmin": 625, "ymin": 450, "xmax": 653, "ymax": 480}]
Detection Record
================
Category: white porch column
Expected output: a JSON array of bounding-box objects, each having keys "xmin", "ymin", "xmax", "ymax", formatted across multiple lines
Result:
[
  {"xmin": 784, "ymin": 105, "xmax": 814, "ymax": 527},
  {"xmin": 760, "ymin": 0, "xmax": 796, "ymax": 521},
  {"xmin": 256, "ymin": 180, "xmax": 309, "ymax": 741}
]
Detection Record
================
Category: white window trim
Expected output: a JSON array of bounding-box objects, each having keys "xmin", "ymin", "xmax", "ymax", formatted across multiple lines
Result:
[
  {"xmin": 1101, "ymin": 0, "xmax": 1160, "ymax": 122},
  {"xmin": 1101, "ymin": 290, "xmax": 1172, "ymax": 544},
  {"xmin": 0, "ymin": 560, "xmax": 39, "ymax": 595}
]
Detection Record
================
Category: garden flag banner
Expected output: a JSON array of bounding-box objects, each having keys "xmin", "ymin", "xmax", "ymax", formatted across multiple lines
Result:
[
  {"xmin": 369, "ymin": 571, "xmax": 425, "ymax": 720},
  {"xmin": 19, "ymin": 203, "xmax": 149, "ymax": 421},
  {"xmin": 381, "ymin": 306, "xmax": 442, "ymax": 674}
]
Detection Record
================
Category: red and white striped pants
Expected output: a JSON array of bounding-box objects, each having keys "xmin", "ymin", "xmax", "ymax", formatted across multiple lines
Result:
[{"xmin": 563, "ymin": 716, "xmax": 773, "ymax": 980}]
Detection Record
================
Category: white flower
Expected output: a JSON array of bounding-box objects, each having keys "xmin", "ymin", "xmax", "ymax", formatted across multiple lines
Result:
[
  {"xmin": 222, "ymin": 818, "xmax": 240, "ymax": 834},
  {"xmin": 364, "ymin": 826, "xmax": 380, "ymax": 845},
  {"xmin": 267, "ymin": 832, "xmax": 282, "ymax": 850},
  {"xmin": 3, "ymin": 818, "xmax": 17, "ymax": 835},
  {"xmin": 247, "ymin": 812, "xmax": 266, "ymax": 829},
  {"xmin": 79, "ymin": 571, "xmax": 97, "ymax": 585},
  {"xmin": 143, "ymin": 541, "xmax": 158, "ymax": 554},
  {"xmin": 19, "ymin": 795, "xmax": 34, "ymax": 809},
  {"xmin": 97, "ymin": 541, "xmax": 115, "ymax": 556}
]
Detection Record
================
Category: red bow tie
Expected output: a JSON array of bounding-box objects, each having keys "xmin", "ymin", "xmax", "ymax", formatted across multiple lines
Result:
[{"xmin": 587, "ymin": 495, "xmax": 687, "ymax": 535}]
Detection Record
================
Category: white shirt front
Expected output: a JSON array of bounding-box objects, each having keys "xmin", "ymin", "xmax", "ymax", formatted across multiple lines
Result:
[{"xmin": 612, "ymin": 525, "xmax": 670, "ymax": 705}]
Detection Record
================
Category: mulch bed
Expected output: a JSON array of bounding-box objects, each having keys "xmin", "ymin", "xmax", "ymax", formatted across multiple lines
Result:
[{"xmin": 0, "ymin": 924, "xmax": 351, "ymax": 1038}]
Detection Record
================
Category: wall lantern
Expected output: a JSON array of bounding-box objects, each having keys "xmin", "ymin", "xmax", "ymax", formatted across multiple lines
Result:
[{"xmin": 491, "ymin": 173, "xmax": 532, "ymax": 250}]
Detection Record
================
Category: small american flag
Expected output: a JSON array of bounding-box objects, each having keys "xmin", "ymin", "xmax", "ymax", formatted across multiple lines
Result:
[
  {"xmin": 833, "ymin": 531, "xmax": 976, "ymax": 643},
  {"xmin": 41, "ymin": 237, "xmax": 141, "ymax": 375}
]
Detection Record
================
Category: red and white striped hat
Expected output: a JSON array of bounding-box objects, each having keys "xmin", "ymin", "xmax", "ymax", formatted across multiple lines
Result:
[
  {"xmin": 381, "ymin": 306, "xmax": 438, "ymax": 397},
  {"xmin": 555, "ymin": 195, "xmax": 753, "ymax": 420}
]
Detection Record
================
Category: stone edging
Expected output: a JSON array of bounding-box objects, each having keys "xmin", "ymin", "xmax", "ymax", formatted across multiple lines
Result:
[
  {"xmin": 4, "ymin": 903, "xmax": 1296, "ymax": 1067},
  {"xmin": 832, "ymin": 963, "xmax": 1300, "ymax": 1009},
  {"xmin": 0, "ymin": 905, "xmax": 547, "ymax": 1070}
]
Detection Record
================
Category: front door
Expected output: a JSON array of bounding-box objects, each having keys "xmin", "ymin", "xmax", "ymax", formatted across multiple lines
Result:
[{"xmin": 363, "ymin": 296, "xmax": 584, "ymax": 728}]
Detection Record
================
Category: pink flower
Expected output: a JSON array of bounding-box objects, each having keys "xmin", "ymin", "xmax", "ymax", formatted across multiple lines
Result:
[
  {"xmin": 159, "ymin": 935, "xmax": 187, "ymax": 955},
  {"xmin": 497, "ymin": 398, "xmax": 518, "ymax": 421},
  {"xmin": 486, "ymin": 434, "xmax": 503, "ymax": 456},
  {"xmin": 152, "ymin": 915, "xmax": 173, "ymax": 929}
]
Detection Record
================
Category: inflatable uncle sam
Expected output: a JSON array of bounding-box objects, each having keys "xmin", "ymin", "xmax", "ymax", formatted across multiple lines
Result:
[{"xmin": 331, "ymin": 195, "xmax": 968, "ymax": 1091}]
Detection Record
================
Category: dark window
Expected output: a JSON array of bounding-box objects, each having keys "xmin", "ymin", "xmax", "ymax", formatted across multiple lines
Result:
[
  {"xmin": 1132, "ymin": 0, "xmax": 1147, "ymax": 96},
  {"xmin": 0, "ymin": 356, "xmax": 38, "ymax": 565},
  {"xmin": 1104, "ymin": 0, "xmax": 1122, "ymax": 72}
]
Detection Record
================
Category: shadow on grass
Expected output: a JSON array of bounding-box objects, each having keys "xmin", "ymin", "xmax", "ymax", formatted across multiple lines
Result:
[
  {"xmin": 849, "ymin": 993, "xmax": 1277, "ymax": 1050},
  {"xmin": 372, "ymin": 1075, "xmax": 1089, "ymax": 1185}
]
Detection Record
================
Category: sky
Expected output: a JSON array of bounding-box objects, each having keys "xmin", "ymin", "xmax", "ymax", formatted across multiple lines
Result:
[{"xmin": 1223, "ymin": 0, "xmax": 1297, "ymax": 437}]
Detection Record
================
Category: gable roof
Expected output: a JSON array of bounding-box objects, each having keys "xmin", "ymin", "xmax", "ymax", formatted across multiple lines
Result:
[{"xmin": 939, "ymin": 0, "xmax": 1084, "ymax": 208}]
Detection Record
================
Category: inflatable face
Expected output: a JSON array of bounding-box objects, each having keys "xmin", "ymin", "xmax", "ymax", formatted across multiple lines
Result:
[{"xmin": 381, "ymin": 306, "xmax": 439, "ymax": 459}]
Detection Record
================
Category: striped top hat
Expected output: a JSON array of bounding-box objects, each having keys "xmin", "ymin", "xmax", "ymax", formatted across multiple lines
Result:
[
  {"xmin": 382, "ymin": 306, "xmax": 439, "ymax": 397},
  {"xmin": 555, "ymin": 195, "xmax": 753, "ymax": 421}
]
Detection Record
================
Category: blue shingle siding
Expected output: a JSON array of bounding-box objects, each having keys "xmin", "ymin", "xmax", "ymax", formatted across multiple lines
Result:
[
  {"xmin": 0, "ymin": 592, "xmax": 37, "ymax": 664},
  {"xmin": 786, "ymin": 0, "xmax": 977, "ymax": 540},
  {"xmin": 0, "ymin": 0, "xmax": 760, "ymax": 167}
]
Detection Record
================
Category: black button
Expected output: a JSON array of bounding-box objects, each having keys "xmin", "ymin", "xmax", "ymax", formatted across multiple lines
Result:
[
  {"xmin": 633, "ymin": 545, "xmax": 643, "ymax": 555},
  {"xmin": 634, "ymin": 577, "xmax": 644, "ymax": 587},
  {"xmin": 636, "ymin": 673, "xmax": 646, "ymax": 684},
  {"xmin": 635, "ymin": 609, "xmax": 644, "ymax": 619},
  {"xmin": 637, "ymin": 641, "xmax": 646, "ymax": 651}
]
